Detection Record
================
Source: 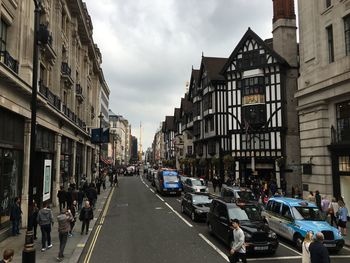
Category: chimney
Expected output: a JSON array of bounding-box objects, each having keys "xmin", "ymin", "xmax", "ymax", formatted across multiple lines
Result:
[{"xmin": 272, "ymin": 0, "xmax": 297, "ymax": 67}]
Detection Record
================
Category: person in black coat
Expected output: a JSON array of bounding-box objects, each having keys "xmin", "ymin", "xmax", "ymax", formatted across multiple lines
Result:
[
  {"xmin": 28, "ymin": 200, "xmax": 39, "ymax": 239},
  {"xmin": 315, "ymin": 190, "xmax": 322, "ymax": 209},
  {"xmin": 57, "ymin": 186, "xmax": 67, "ymax": 211},
  {"xmin": 309, "ymin": 232, "xmax": 330, "ymax": 263},
  {"xmin": 79, "ymin": 201, "xmax": 93, "ymax": 235},
  {"xmin": 10, "ymin": 197, "xmax": 22, "ymax": 236}
]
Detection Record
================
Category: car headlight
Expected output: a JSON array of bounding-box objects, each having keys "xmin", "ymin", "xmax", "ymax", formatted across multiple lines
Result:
[{"xmin": 268, "ymin": 232, "xmax": 277, "ymax": 239}]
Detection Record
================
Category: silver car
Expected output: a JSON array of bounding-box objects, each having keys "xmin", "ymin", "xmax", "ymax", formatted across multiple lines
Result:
[{"xmin": 183, "ymin": 178, "xmax": 208, "ymax": 193}]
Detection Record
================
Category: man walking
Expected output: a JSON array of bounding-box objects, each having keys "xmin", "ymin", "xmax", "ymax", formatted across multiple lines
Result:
[
  {"xmin": 229, "ymin": 219, "xmax": 247, "ymax": 263},
  {"xmin": 309, "ymin": 232, "xmax": 330, "ymax": 263},
  {"xmin": 56, "ymin": 208, "xmax": 73, "ymax": 261},
  {"xmin": 57, "ymin": 186, "xmax": 67, "ymax": 211},
  {"xmin": 79, "ymin": 201, "xmax": 93, "ymax": 235},
  {"xmin": 37, "ymin": 201, "xmax": 54, "ymax": 252},
  {"xmin": 9, "ymin": 197, "xmax": 22, "ymax": 236}
]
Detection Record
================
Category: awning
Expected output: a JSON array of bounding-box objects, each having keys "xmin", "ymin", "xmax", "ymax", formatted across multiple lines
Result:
[{"xmin": 100, "ymin": 157, "xmax": 113, "ymax": 165}]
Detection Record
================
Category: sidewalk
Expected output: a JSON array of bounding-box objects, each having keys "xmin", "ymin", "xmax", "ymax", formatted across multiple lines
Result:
[{"xmin": 0, "ymin": 186, "xmax": 112, "ymax": 263}]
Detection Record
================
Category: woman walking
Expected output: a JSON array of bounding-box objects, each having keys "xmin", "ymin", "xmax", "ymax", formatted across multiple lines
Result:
[
  {"xmin": 338, "ymin": 200, "xmax": 348, "ymax": 236},
  {"xmin": 328, "ymin": 197, "xmax": 339, "ymax": 227},
  {"xmin": 302, "ymin": 231, "xmax": 313, "ymax": 263}
]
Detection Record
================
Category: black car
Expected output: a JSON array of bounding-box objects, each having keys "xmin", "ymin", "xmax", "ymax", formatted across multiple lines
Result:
[
  {"xmin": 221, "ymin": 186, "xmax": 258, "ymax": 204},
  {"xmin": 207, "ymin": 198, "xmax": 278, "ymax": 254},
  {"xmin": 181, "ymin": 193, "xmax": 212, "ymax": 221}
]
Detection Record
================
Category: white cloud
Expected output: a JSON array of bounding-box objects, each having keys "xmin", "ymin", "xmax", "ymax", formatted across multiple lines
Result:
[{"xmin": 85, "ymin": 0, "xmax": 274, "ymax": 150}]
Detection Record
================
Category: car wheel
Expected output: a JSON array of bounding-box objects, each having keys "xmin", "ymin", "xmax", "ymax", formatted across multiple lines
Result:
[
  {"xmin": 294, "ymin": 234, "xmax": 304, "ymax": 251},
  {"xmin": 191, "ymin": 211, "xmax": 196, "ymax": 221},
  {"xmin": 208, "ymin": 223, "xmax": 213, "ymax": 234}
]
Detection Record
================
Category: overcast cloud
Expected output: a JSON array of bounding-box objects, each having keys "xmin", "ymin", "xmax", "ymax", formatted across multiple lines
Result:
[{"xmin": 85, "ymin": 0, "xmax": 274, "ymax": 150}]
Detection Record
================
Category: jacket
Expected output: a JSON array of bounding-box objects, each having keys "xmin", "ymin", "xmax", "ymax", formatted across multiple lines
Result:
[
  {"xmin": 79, "ymin": 207, "xmax": 93, "ymax": 221},
  {"xmin": 309, "ymin": 241, "xmax": 330, "ymax": 263},
  {"xmin": 57, "ymin": 211, "xmax": 73, "ymax": 233},
  {"xmin": 231, "ymin": 227, "xmax": 246, "ymax": 254},
  {"xmin": 37, "ymin": 207, "xmax": 54, "ymax": 226},
  {"xmin": 10, "ymin": 203, "xmax": 22, "ymax": 221}
]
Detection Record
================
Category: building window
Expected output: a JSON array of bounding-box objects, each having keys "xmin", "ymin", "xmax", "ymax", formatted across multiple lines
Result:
[
  {"xmin": 344, "ymin": 15, "xmax": 350, "ymax": 56},
  {"xmin": 336, "ymin": 101, "xmax": 350, "ymax": 142},
  {"xmin": 326, "ymin": 25, "xmax": 334, "ymax": 63},
  {"xmin": 339, "ymin": 156, "xmax": 350, "ymax": 172},
  {"xmin": 187, "ymin": 146, "xmax": 192, "ymax": 155},
  {"xmin": 0, "ymin": 19, "xmax": 7, "ymax": 52},
  {"xmin": 326, "ymin": 0, "xmax": 331, "ymax": 8}
]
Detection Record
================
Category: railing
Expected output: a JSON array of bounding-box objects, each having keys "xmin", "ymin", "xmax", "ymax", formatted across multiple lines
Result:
[
  {"xmin": 331, "ymin": 125, "xmax": 350, "ymax": 144},
  {"xmin": 61, "ymin": 62, "xmax": 71, "ymax": 76},
  {"xmin": 0, "ymin": 50, "xmax": 19, "ymax": 73}
]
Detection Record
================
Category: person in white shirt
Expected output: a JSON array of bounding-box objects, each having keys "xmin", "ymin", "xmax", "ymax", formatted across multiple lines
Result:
[
  {"xmin": 302, "ymin": 231, "xmax": 313, "ymax": 263},
  {"xmin": 229, "ymin": 219, "xmax": 247, "ymax": 263},
  {"xmin": 328, "ymin": 197, "xmax": 339, "ymax": 227}
]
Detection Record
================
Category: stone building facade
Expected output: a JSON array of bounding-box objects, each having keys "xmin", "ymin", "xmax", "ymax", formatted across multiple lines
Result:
[
  {"xmin": 0, "ymin": 0, "xmax": 109, "ymax": 238},
  {"xmin": 297, "ymin": 0, "xmax": 350, "ymax": 205}
]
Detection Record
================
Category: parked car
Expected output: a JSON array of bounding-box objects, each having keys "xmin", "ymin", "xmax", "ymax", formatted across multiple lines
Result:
[
  {"xmin": 125, "ymin": 165, "xmax": 135, "ymax": 176},
  {"xmin": 181, "ymin": 193, "xmax": 212, "ymax": 221},
  {"xmin": 262, "ymin": 197, "xmax": 344, "ymax": 252},
  {"xmin": 183, "ymin": 178, "xmax": 208, "ymax": 193},
  {"xmin": 221, "ymin": 186, "xmax": 257, "ymax": 204},
  {"xmin": 207, "ymin": 198, "xmax": 278, "ymax": 254},
  {"xmin": 155, "ymin": 169, "xmax": 182, "ymax": 196}
]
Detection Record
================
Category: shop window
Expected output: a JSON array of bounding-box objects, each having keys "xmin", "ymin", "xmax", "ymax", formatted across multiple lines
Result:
[
  {"xmin": 336, "ymin": 101, "xmax": 350, "ymax": 142},
  {"xmin": 339, "ymin": 156, "xmax": 350, "ymax": 172}
]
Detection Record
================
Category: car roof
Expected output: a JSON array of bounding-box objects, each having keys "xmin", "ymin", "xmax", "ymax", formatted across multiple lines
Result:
[
  {"xmin": 212, "ymin": 198, "xmax": 239, "ymax": 208},
  {"xmin": 269, "ymin": 196, "xmax": 317, "ymax": 208},
  {"xmin": 222, "ymin": 186, "xmax": 252, "ymax": 192},
  {"xmin": 186, "ymin": 192, "xmax": 210, "ymax": 197}
]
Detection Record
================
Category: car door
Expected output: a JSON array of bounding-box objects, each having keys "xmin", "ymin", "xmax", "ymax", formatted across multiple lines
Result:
[
  {"xmin": 265, "ymin": 200, "xmax": 282, "ymax": 235},
  {"xmin": 216, "ymin": 203, "xmax": 230, "ymax": 245},
  {"xmin": 279, "ymin": 204, "xmax": 295, "ymax": 240},
  {"xmin": 182, "ymin": 194, "xmax": 189, "ymax": 215}
]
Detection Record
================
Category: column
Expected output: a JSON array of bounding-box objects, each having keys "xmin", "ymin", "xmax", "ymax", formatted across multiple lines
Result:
[
  {"xmin": 82, "ymin": 143, "xmax": 87, "ymax": 178},
  {"xmin": 21, "ymin": 119, "xmax": 31, "ymax": 228},
  {"xmin": 71, "ymin": 140, "xmax": 77, "ymax": 184},
  {"xmin": 53, "ymin": 134, "xmax": 62, "ymax": 207},
  {"xmin": 275, "ymin": 160, "xmax": 281, "ymax": 189},
  {"xmin": 86, "ymin": 147, "xmax": 91, "ymax": 182}
]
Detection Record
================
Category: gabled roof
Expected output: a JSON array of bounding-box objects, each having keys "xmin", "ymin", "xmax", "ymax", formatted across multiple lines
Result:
[
  {"xmin": 220, "ymin": 27, "xmax": 288, "ymax": 74},
  {"xmin": 165, "ymin": 116, "xmax": 175, "ymax": 131},
  {"xmin": 174, "ymin": 108, "xmax": 181, "ymax": 122},
  {"xmin": 200, "ymin": 56, "xmax": 227, "ymax": 82},
  {"xmin": 188, "ymin": 68, "xmax": 199, "ymax": 99},
  {"xmin": 180, "ymin": 97, "xmax": 193, "ymax": 114}
]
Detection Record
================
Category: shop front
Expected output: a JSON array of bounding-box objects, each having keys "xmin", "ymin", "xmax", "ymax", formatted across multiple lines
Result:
[
  {"xmin": 0, "ymin": 107, "xmax": 24, "ymax": 235},
  {"xmin": 60, "ymin": 137, "xmax": 73, "ymax": 187}
]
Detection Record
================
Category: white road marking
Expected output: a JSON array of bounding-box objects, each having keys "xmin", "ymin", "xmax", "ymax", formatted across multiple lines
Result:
[
  {"xmin": 150, "ymin": 189, "xmax": 155, "ymax": 193},
  {"xmin": 279, "ymin": 242, "xmax": 302, "ymax": 255},
  {"xmin": 155, "ymin": 207, "xmax": 163, "ymax": 210},
  {"xmin": 330, "ymin": 255, "xmax": 350, "ymax": 259},
  {"xmin": 156, "ymin": 194, "xmax": 165, "ymax": 202},
  {"xmin": 342, "ymin": 246, "xmax": 350, "ymax": 252},
  {"xmin": 164, "ymin": 202, "xmax": 193, "ymax": 227},
  {"xmin": 248, "ymin": 256, "xmax": 300, "ymax": 261},
  {"xmin": 198, "ymin": 233, "xmax": 229, "ymax": 262}
]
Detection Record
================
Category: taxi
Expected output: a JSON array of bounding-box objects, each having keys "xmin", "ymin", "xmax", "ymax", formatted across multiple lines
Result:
[{"xmin": 262, "ymin": 196, "xmax": 344, "ymax": 252}]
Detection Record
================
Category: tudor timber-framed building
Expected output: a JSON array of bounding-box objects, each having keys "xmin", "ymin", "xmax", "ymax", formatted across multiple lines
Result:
[
  {"xmin": 0, "ymin": 0, "xmax": 109, "ymax": 238},
  {"xmin": 220, "ymin": 0, "xmax": 300, "ymax": 191}
]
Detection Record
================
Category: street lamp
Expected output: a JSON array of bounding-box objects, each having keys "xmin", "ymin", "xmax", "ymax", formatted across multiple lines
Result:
[
  {"xmin": 98, "ymin": 112, "xmax": 104, "ymax": 180},
  {"xmin": 22, "ymin": 1, "xmax": 41, "ymax": 262}
]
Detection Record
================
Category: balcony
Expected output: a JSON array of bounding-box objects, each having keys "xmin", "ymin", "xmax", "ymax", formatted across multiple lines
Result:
[
  {"xmin": 40, "ymin": 24, "xmax": 56, "ymax": 64},
  {"xmin": 61, "ymin": 62, "xmax": 74, "ymax": 88},
  {"xmin": 75, "ymin": 84, "xmax": 84, "ymax": 102},
  {"xmin": 0, "ymin": 50, "xmax": 19, "ymax": 73},
  {"xmin": 38, "ymin": 81, "xmax": 61, "ymax": 111}
]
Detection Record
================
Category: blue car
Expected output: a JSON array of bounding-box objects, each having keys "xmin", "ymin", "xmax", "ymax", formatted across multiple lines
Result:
[
  {"xmin": 155, "ymin": 169, "xmax": 182, "ymax": 196},
  {"xmin": 262, "ymin": 197, "xmax": 344, "ymax": 252}
]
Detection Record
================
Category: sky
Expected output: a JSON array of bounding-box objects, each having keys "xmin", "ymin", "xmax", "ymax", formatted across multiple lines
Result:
[{"xmin": 84, "ymin": 0, "xmax": 275, "ymax": 150}]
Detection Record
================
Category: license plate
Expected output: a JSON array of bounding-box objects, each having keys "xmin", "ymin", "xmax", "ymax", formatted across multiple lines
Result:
[
  {"xmin": 324, "ymin": 243, "xmax": 336, "ymax": 248},
  {"xmin": 254, "ymin": 246, "xmax": 269, "ymax": 251}
]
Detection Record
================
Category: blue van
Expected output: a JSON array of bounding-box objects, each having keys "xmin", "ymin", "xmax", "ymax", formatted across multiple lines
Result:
[
  {"xmin": 155, "ymin": 169, "xmax": 182, "ymax": 196},
  {"xmin": 262, "ymin": 197, "xmax": 344, "ymax": 252}
]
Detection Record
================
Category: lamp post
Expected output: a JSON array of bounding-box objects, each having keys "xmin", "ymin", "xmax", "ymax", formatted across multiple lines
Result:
[
  {"xmin": 98, "ymin": 112, "xmax": 104, "ymax": 180},
  {"xmin": 22, "ymin": 1, "xmax": 41, "ymax": 262}
]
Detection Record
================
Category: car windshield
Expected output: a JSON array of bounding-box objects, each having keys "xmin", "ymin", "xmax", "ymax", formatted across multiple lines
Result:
[
  {"xmin": 164, "ymin": 175, "xmax": 179, "ymax": 183},
  {"xmin": 228, "ymin": 207, "xmax": 249, "ymax": 221},
  {"xmin": 242, "ymin": 206, "xmax": 263, "ymax": 221},
  {"xmin": 293, "ymin": 206, "xmax": 324, "ymax": 221},
  {"xmin": 192, "ymin": 180, "xmax": 204, "ymax": 186},
  {"xmin": 192, "ymin": 195, "xmax": 212, "ymax": 204},
  {"xmin": 237, "ymin": 191, "xmax": 257, "ymax": 201}
]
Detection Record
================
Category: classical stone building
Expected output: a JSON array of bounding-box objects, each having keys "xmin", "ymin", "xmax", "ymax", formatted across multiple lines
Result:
[
  {"xmin": 297, "ymin": 0, "xmax": 350, "ymax": 205},
  {"xmin": 0, "ymin": 0, "xmax": 109, "ymax": 238}
]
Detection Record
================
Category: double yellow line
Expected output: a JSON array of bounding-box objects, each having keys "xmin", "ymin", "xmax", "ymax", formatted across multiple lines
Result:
[{"xmin": 83, "ymin": 187, "xmax": 115, "ymax": 263}]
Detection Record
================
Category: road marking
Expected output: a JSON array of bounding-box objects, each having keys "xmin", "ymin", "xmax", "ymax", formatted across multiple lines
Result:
[
  {"xmin": 330, "ymin": 255, "xmax": 350, "ymax": 259},
  {"xmin": 279, "ymin": 241, "xmax": 302, "ymax": 255},
  {"xmin": 342, "ymin": 246, "xmax": 350, "ymax": 251},
  {"xmin": 198, "ymin": 233, "xmax": 229, "ymax": 262},
  {"xmin": 164, "ymin": 202, "xmax": 193, "ymax": 227},
  {"xmin": 248, "ymin": 256, "xmax": 300, "ymax": 261},
  {"xmin": 156, "ymin": 194, "xmax": 165, "ymax": 202},
  {"xmin": 77, "ymin": 243, "xmax": 85, "ymax": 248},
  {"xmin": 155, "ymin": 207, "xmax": 163, "ymax": 210},
  {"xmin": 150, "ymin": 189, "xmax": 155, "ymax": 193},
  {"xmin": 83, "ymin": 187, "xmax": 115, "ymax": 263}
]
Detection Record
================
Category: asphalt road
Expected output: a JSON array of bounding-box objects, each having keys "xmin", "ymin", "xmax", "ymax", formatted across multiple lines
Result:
[{"xmin": 79, "ymin": 173, "xmax": 350, "ymax": 263}]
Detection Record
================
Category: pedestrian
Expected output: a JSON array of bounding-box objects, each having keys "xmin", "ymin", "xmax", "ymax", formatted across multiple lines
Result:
[
  {"xmin": 309, "ymin": 232, "xmax": 330, "ymax": 263},
  {"xmin": 315, "ymin": 190, "xmax": 321, "ymax": 210},
  {"xmin": 57, "ymin": 186, "xmax": 67, "ymax": 211},
  {"xmin": 280, "ymin": 177, "xmax": 287, "ymax": 196},
  {"xmin": 229, "ymin": 219, "xmax": 247, "ymax": 263},
  {"xmin": 114, "ymin": 173, "xmax": 119, "ymax": 187},
  {"xmin": 321, "ymin": 195, "xmax": 330, "ymax": 218},
  {"xmin": 28, "ymin": 200, "xmax": 39, "ymax": 240},
  {"xmin": 66, "ymin": 186, "xmax": 73, "ymax": 209},
  {"xmin": 269, "ymin": 180, "xmax": 277, "ymax": 196},
  {"xmin": 9, "ymin": 197, "xmax": 22, "ymax": 236},
  {"xmin": 212, "ymin": 175, "xmax": 218, "ymax": 193},
  {"xmin": 96, "ymin": 176, "xmax": 101, "ymax": 195},
  {"xmin": 86, "ymin": 183, "xmax": 97, "ymax": 209},
  {"xmin": 217, "ymin": 176, "xmax": 223, "ymax": 193},
  {"xmin": 37, "ymin": 201, "xmax": 54, "ymax": 252},
  {"xmin": 68, "ymin": 200, "xmax": 77, "ymax": 236},
  {"xmin": 302, "ymin": 231, "xmax": 313, "ymax": 263},
  {"xmin": 0, "ymin": 248, "xmax": 14, "ymax": 263},
  {"xmin": 79, "ymin": 201, "xmax": 93, "ymax": 235},
  {"xmin": 307, "ymin": 191, "xmax": 315, "ymax": 203},
  {"xmin": 328, "ymin": 197, "xmax": 339, "ymax": 226},
  {"xmin": 56, "ymin": 208, "xmax": 73, "ymax": 261},
  {"xmin": 77, "ymin": 188, "xmax": 84, "ymax": 211},
  {"xmin": 337, "ymin": 200, "xmax": 348, "ymax": 236}
]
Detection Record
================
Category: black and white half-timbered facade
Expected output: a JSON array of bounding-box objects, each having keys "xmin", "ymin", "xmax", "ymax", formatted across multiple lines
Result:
[
  {"xmin": 189, "ymin": 56, "xmax": 229, "ymax": 179},
  {"xmin": 221, "ymin": 28, "xmax": 300, "ymax": 190},
  {"xmin": 162, "ymin": 116, "xmax": 176, "ymax": 161}
]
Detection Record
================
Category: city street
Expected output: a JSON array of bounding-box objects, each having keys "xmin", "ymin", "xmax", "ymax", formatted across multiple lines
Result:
[{"xmin": 79, "ymin": 174, "xmax": 350, "ymax": 263}]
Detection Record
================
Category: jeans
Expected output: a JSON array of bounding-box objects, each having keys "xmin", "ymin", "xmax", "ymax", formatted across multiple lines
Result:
[
  {"xmin": 81, "ymin": 219, "xmax": 90, "ymax": 234},
  {"xmin": 40, "ymin": 224, "xmax": 52, "ymax": 248},
  {"xmin": 11, "ymin": 220, "xmax": 20, "ymax": 235},
  {"xmin": 58, "ymin": 232, "xmax": 68, "ymax": 258},
  {"xmin": 229, "ymin": 252, "xmax": 247, "ymax": 263}
]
